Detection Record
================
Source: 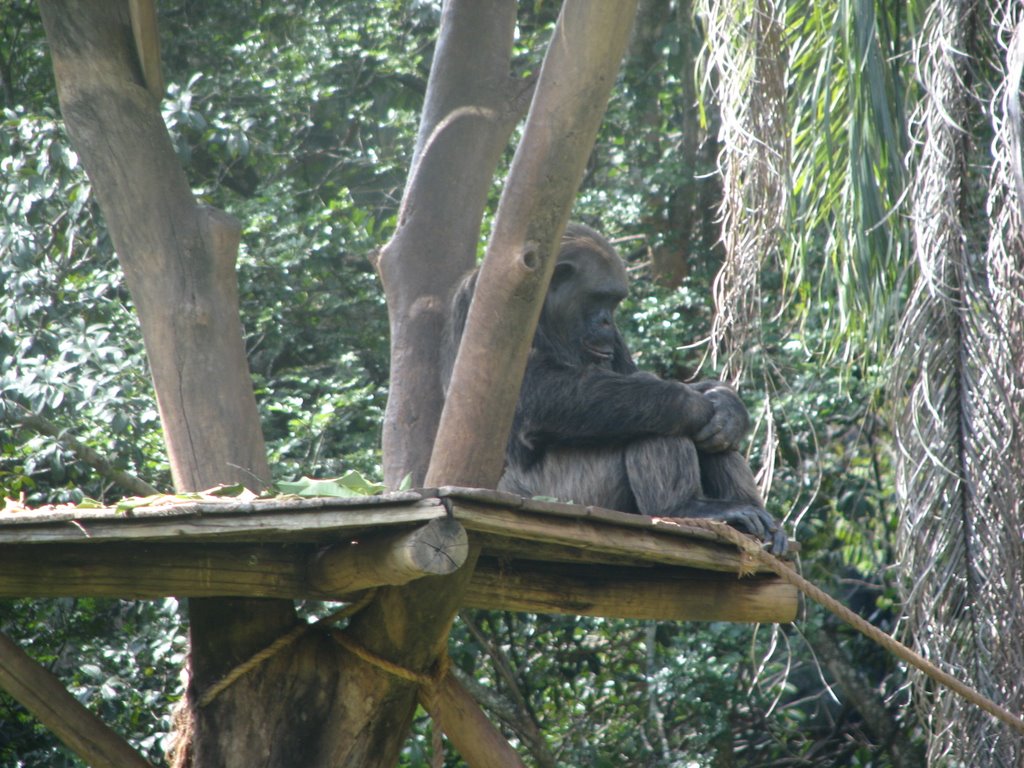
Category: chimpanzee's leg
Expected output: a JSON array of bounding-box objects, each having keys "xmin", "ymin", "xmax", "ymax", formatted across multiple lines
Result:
[
  {"xmin": 699, "ymin": 449, "xmax": 763, "ymax": 506},
  {"xmin": 624, "ymin": 436, "xmax": 785, "ymax": 554},
  {"xmin": 622, "ymin": 436, "xmax": 703, "ymax": 514},
  {"xmin": 498, "ymin": 445, "xmax": 635, "ymax": 511}
]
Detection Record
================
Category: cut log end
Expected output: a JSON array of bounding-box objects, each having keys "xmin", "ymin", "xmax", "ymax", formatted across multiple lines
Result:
[{"xmin": 309, "ymin": 518, "xmax": 469, "ymax": 594}]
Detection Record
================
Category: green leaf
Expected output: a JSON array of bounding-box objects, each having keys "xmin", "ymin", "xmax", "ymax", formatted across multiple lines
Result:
[
  {"xmin": 275, "ymin": 471, "xmax": 386, "ymax": 498},
  {"xmin": 206, "ymin": 483, "xmax": 248, "ymax": 497},
  {"xmin": 335, "ymin": 469, "xmax": 387, "ymax": 496},
  {"xmin": 115, "ymin": 494, "xmax": 165, "ymax": 514}
]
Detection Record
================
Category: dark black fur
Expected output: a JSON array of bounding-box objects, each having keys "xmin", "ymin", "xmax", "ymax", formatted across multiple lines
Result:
[{"xmin": 443, "ymin": 223, "xmax": 786, "ymax": 554}]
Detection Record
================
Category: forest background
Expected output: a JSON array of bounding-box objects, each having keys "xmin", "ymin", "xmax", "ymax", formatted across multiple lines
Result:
[{"xmin": 1, "ymin": 0, "xmax": 1022, "ymax": 766}]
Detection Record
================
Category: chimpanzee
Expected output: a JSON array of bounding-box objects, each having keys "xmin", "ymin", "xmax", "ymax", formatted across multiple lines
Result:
[{"xmin": 442, "ymin": 223, "xmax": 786, "ymax": 554}]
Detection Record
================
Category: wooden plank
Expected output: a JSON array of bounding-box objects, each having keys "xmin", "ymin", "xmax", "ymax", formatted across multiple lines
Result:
[
  {"xmin": 451, "ymin": 501, "xmax": 765, "ymax": 574},
  {"xmin": 0, "ymin": 542, "xmax": 314, "ymax": 599},
  {"xmin": 0, "ymin": 496, "xmax": 443, "ymax": 544},
  {"xmin": 441, "ymin": 487, "xmax": 797, "ymax": 560},
  {"xmin": 0, "ymin": 491, "xmax": 424, "ymax": 526},
  {"xmin": 466, "ymin": 558, "xmax": 798, "ymax": 623}
]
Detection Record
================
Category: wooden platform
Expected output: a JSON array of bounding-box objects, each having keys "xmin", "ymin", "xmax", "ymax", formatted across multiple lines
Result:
[{"xmin": 0, "ymin": 487, "xmax": 797, "ymax": 623}]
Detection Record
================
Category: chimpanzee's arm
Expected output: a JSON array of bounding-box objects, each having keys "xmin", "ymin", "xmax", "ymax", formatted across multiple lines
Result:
[{"xmin": 513, "ymin": 360, "xmax": 714, "ymax": 453}]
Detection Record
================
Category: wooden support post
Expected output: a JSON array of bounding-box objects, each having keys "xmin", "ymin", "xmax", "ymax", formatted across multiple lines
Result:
[
  {"xmin": 0, "ymin": 632, "xmax": 155, "ymax": 768},
  {"xmin": 308, "ymin": 518, "xmax": 469, "ymax": 593},
  {"xmin": 421, "ymin": 672, "xmax": 527, "ymax": 768}
]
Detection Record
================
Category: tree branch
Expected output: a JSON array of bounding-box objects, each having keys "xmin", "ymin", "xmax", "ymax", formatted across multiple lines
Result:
[{"xmin": 1, "ymin": 399, "xmax": 160, "ymax": 497}]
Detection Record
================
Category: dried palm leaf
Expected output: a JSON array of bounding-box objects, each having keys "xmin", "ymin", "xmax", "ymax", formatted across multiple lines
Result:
[
  {"xmin": 894, "ymin": 1, "xmax": 1024, "ymax": 764},
  {"xmin": 698, "ymin": 0, "xmax": 789, "ymax": 379}
]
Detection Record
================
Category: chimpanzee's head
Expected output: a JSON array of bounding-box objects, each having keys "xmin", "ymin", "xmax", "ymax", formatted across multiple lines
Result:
[{"xmin": 541, "ymin": 223, "xmax": 629, "ymax": 367}]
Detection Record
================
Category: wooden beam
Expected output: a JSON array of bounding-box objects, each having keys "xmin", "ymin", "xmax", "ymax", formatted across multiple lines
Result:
[
  {"xmin": 0, "ymin": 631, "xmax": 155, "ymax": 768},
  {"xmin": 309, "ymin": 518, "xmax": 468, "ymax": 593},
  {"xmin": 0, "ymin": 542, "xmax": 312, "ymax": 599},
  {"xmin": 465, "ymin": 558, "xmax": 798, "ymax": 623},
  {"xmin": 421, "ymin": 671, "xmax": 528, "ymax": 768},
  {"xmin": 0, "ymin": 520, "xmax": 467, "ymax": 600},
  {"xmin": 0, "ymin": 545, "xmax": 797, "ymax": 622}
]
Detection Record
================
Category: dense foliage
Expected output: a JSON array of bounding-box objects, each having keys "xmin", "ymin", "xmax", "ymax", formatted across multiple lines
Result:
[{"xmin": 2, "ymin": 1, "xmax": 928, "ymax": 766}]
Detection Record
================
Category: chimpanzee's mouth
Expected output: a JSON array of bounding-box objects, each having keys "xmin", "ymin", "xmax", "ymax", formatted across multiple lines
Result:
[{"xmin": 583, "ymin": 343, "xmax": 613, "ymax": 361}]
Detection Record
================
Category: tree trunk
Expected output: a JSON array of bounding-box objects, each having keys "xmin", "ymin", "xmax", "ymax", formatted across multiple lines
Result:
[
  {"xmin": 37, "ymin": 3, "xmax": 269, "ymax": 494},
  {"xmin": 37, "ymin": 4, "xmax": 316, "ymax": 766},
  {"xmin": 375, "ymin": 0, "xmax": 525, "ymax": 489},
  {"xmin": 425, "ymin": 0, "xmax": 640, "ymax": 489}
]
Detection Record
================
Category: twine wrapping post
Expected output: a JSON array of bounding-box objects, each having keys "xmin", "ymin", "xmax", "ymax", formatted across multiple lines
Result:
[
  {"xmin": 329, "ymin": 630, "xmax": 528, "ymax": 768},
  {"xmin": 330, "ymin": 630, "xmax": 450, "ymax": 690},
  {"xmin": 330, "ymin": 629, "xmax": 452, "ymax": 766}
]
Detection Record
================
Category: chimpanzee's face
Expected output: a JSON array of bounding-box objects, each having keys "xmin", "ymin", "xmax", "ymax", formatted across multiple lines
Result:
[{"xmin": 543, "ymin": 230, "xmax": 628, "ymax": 367}]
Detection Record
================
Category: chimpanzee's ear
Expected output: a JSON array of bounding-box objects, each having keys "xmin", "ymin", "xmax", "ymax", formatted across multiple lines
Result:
[{"xmin": 550, "ymin": 261, "xmax": 577, "ymax": 290}]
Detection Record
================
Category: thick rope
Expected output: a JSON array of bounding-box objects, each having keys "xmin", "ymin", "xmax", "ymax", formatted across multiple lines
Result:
[
  {"xmin": 197, "ymin": 590, "xmax": 377, "ymax": 708},
  {"xmin": 330, "ymin": 628, "xmax": 452, "ymax": 768},
  {"xmin": 330, "ymin": 629, "xmax": 450, "ymax": 691},
  {"xmin": 676, "ymin": 517, "xmax": 1024, "ymax": 736}
]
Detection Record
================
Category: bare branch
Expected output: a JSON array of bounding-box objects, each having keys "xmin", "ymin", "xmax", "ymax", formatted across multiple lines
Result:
[{"xmin": 1, "ymin": 399, "xmax": 160, "ymax": 497}]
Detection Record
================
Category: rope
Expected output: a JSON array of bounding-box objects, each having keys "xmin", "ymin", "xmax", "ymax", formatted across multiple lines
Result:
[
  {"xmin": 330, "ymin": 628, "xmax": 452, "ymax": 767},
  {"xmin": 197, "ymin": 588, "xmax": 452, "ymax": 759},
  {"xmin": 677, "ymin": 517, "xmax": 1024, "ymax": 737},
  {"xmin": 330, "ymin": 629, "xmax": 450, "ymax": 691},
  {"xmin": 198, "ymin": 590, "xmax": 377, "ymax": 708}
]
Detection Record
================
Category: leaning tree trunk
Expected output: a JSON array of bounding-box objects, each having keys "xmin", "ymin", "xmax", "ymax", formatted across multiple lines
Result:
[{"xmin": 425, "ymin": 0, "xmax": 641, "ymax": 489}]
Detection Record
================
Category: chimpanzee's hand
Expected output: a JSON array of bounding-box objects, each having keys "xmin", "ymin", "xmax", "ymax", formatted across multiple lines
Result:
[
  {"xmin": 692, "ymin": 382, "xmax": 750, "ymax": 453},
  {"xmin": 717, "ymin": 504, "xmax": 788, "ymax": 555}
]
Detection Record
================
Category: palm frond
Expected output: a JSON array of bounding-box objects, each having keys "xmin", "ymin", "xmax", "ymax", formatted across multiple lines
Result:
[
  {"xmin": 698, "ymin": 0, "xmax": 789, "ymax": 379},
  {"xmin": 893, "ymin": 1, "xmax": 1024, "ymax": 764},
  {"xmin": 785, "ymin": 0, "xmax": 911, "ymax": 364}
]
